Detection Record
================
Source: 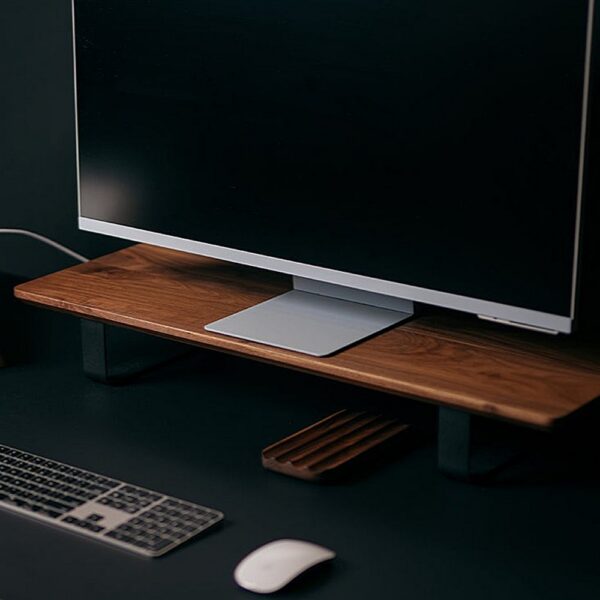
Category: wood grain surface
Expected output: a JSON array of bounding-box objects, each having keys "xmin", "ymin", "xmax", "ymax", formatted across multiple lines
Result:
[
  {"xmin": 14, "ymin": 244, "xmax": 600, "ymax": 429},
  {"xmin": 262, "ymin": 409, "xmax": 410, "ymax": 481}
]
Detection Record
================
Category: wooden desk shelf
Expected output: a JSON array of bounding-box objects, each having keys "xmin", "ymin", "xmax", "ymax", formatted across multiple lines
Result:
[{"xmin": 14, "ymin": 244, "xmax": 600, "ymax": 477}]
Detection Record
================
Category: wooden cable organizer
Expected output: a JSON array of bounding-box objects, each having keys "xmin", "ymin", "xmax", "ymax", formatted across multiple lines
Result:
[
  {"xmin": 262, "ymin": 409, "xmax": 411, "ymax": 481},
  {"xmin": 14, "ymin": 244, "xmax": 600, "ymax": 480}
]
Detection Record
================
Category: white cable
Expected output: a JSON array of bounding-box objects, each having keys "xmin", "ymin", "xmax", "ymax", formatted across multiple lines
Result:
[{"xmin": 0, "ymin": 228, "xmax": 89, "ymax": 263}]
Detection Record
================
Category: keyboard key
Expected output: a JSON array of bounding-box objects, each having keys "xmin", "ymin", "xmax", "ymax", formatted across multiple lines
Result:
[
  {"xmin": 87, "ymin": 513, "xmax": 104, "ymax": 522},
  {"xmin": 39, "ymin": 508, "xmax": 63, "ymax": 519}
]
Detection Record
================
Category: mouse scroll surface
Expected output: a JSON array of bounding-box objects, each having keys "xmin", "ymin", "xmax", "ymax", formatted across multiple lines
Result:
[{"xmin": 234, "ymin": 539, "xmax": 336, "ymax": 594}]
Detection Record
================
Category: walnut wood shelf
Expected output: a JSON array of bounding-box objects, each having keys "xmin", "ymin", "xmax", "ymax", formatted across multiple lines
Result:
[{"xmin": 14, "ymin": 244, "xmax": 600, "ymax": 429}]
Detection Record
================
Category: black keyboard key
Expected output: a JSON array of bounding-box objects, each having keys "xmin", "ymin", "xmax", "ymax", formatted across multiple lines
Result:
[
  {"xmin": 87, "ymin": 513, "xmax": 104, "ymax": 522},
  {"xmin": 44, "ymin": 508, "xmax": 65, "ymax": 519},
  {"xmin": 63, "ymin": 515, "xmax": 106, "ymax": 533},
  {"xmin": 180, "ymin": 524, "xmax": 197, "ymax": 533},
  {"xmin": 148, "ymin": 539, "xmax": 172, "ymax": 552},
  {"xmin": 63, "ymin": 516, "xmax": 79, "ymax": 524},
  {"xmin": 106, "ymin": 531, "xmax": 136, "ymax": 544},
  {"xmin": 43, "ymin": 498, "xmax": 72, "ymax": 512}
]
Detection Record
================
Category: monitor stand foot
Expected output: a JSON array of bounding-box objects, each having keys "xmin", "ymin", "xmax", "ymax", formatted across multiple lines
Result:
[
  {"xmin": 437, "ymin": 407, "xmax": 523, "ymax": 481},
  {"xmin": 81, "ymin": 319, "xmax": 188, "ymax": 384},
  {"xmin": 205, "ymin": 277, "xmax": 414, "ymax": 356}
]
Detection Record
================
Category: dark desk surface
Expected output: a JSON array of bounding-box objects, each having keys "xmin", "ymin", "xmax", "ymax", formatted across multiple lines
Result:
[{"xmin": 1, "ymin": 292, "xmax": 600, "ymax": 600}]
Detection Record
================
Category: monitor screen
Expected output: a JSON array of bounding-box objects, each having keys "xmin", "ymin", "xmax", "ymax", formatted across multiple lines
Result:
[{"xmin": 75, "ymin": 0, "xmax": 588, "ymax": 319}]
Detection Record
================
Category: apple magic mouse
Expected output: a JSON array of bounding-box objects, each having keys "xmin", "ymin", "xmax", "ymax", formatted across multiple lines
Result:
[{"xmin": 234, "ymin": 538, "xmax": 336, "ymax": 594}]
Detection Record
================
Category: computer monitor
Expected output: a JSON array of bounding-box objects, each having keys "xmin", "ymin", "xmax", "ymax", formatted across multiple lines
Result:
[{"xmin": 73, "ymin": 0, "xmax": 593, "ymax": 355}]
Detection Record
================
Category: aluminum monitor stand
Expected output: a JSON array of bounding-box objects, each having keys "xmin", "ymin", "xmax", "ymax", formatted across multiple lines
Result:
[{"xmin": 205, "ymin": 276, "xmax": 414, "ymax": 356}]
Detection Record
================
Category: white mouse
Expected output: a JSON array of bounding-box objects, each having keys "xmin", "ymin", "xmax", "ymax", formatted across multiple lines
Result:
[{"xmin": 233, "ymin": 539, "xmax": 336, "ymax": 594}]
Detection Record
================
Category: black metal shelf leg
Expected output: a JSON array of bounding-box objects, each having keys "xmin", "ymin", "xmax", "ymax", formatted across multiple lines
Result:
[
  {"xmin": 438, "ymin": 406, "xmax": 526, "ymax": 482},
  {"xmin": 81, "ymin": 320, "xmax": 111, "ymax": 383},
  {"xmin": 80, "ymin": 319, "xmax": 192, "ymax": 384},
  {"xmin": 438, "ymin": 407, "xmax": 472, "ymax": 480}
]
